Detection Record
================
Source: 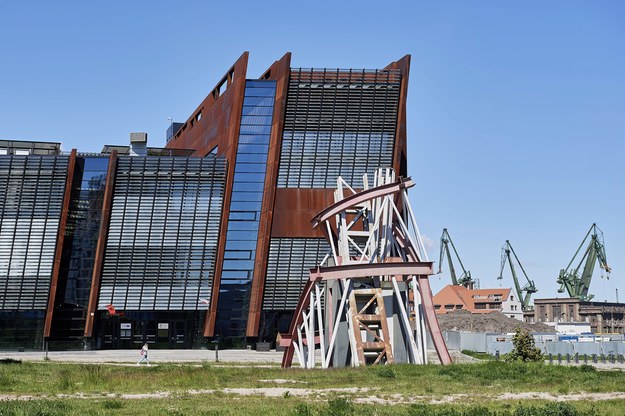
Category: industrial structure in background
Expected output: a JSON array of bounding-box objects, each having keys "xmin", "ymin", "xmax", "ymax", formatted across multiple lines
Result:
[
  {"xmin": 498, "ymin": 240, "xmax": 538, "ymax": 311},
  {"xmin": 280, "ymin": 169, "xmax": 452, "ymax": 368},
  {"xmin": 437, "ymin": 228, "xmax": 477, "ymax": 289},
  {"xmin": 525, "ymin": 223, "xmax": 622, "ymax": 334},
  {"xmin": 557, "ymin": 223, "xmax": 611, "ymax": 301}
]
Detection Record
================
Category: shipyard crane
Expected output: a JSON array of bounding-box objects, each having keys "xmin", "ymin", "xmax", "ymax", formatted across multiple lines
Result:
[
  {"xmin": 438, "ymin": 228, "xmax": 476, "ymax": 289},
  {"xmin": 557, "ymin": 223, "xmax": 611, "ymax": 301},
  {"xmin": 497, "ymin": 240, "xmax": 538, "ymax": 311}
]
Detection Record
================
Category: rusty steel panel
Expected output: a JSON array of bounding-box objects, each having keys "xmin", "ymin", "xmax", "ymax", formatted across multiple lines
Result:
[
  {"xmin": 271, "ymin": 188, "xmax": 335, "ymax": 238},
  {"xmin": 43, "ymin": 149, "xmax": 77, "ymax": 338},
  {"xmin": 385, "ymin": 55, "xmax": 410, "ymax": 178}
]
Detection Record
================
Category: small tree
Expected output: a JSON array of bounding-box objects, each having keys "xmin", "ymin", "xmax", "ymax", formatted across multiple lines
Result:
[{"xmin": 507, "ymin": 328, "xmax": 543, "ymax": 362}]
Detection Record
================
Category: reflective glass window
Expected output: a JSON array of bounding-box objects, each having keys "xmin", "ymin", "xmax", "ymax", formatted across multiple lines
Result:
[{"xmin": 215, "ymin": 80, "xmax": 276, "ymax": 338}]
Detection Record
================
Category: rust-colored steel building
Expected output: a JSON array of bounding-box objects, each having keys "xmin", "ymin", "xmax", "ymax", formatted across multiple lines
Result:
[{"xmin": 0, "ymin": 52, "xmax": 410, "ymax": 349}]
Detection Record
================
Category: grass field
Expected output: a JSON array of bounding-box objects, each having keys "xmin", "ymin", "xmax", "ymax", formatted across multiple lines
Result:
[{"xmin": 1, "ymin": 360, "xmax": 624, "ymax": 415}]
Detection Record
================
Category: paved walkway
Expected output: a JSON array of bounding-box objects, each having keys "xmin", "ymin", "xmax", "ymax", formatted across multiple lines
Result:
[{"xmin": 0, "ymin": 349, "xmax": 283, "ymax": 364}]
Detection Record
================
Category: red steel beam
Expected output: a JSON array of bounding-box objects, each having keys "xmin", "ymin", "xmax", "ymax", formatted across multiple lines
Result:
[
  {"xmin": 44, "ymin": 149, "xmax": 77, "ymax": 338},
  {"xmin": 416, "ymin": 275, "xmax": 453, "ymax": 365},
  {"xmin": 311, "ymin": 177, "xmax": 414, "ymax": 230},
  {"xmin": 84, "ymin": 151, "xmax": 118, "ymax": 338},
  {"xmin": 308, "ymin": 262, "xmax": 433, "ymax": 281}
]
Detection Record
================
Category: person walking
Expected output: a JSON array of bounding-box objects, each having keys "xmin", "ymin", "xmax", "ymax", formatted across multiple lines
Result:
[{"xmin": 137, "ymin": 343, "xmax": 150, "ymax": 366}]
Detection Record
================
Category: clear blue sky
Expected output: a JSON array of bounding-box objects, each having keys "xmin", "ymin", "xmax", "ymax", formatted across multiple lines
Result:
[{"xmin": 1, "ymin": 1, "xmax": 623, "ymax": 303}]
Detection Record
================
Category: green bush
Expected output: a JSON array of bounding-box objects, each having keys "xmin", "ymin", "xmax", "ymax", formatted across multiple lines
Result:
[{"xmin": 506, "ymin": 328, "xmax": 543, "ymax": 362}]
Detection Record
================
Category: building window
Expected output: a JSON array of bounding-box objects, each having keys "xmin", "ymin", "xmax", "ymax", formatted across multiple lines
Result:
[
  {"xmin": 0, "ymin": 155, "xmax": 69, "ymax": 310},
  {"xmin": 278, "ymin": 68, "xmax": 401, "ymax": 189},
  {"xmin": 215, "ymin": 80, "xmax": 276, "ymax": 337},
  {"xmin": 263, "ymin": 238, "xmax": 330, "ymax": 311},
  {"xmin": 98, "ymin": 156, "xmax": 227, "ymax": 311}
]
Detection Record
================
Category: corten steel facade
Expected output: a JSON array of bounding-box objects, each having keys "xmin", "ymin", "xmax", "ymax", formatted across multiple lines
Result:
[
  {"xmin": 165, "ymin": 52, "xmax": 410, "ymax": 342},
  {"xmin": 0, "ymin": 52, "xmax": 410, "ymax": 349}
]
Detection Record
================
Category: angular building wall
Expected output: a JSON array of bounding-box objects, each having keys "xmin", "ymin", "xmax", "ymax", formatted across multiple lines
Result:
[
  {"xmin": 0, "ymin": 155, "xmax": 69, "ymax": 348},
  {"xmin": 0, "ymin": 52, "xmax": 410, "ymax": 349},
  {"xmin": 167, "ymin": 52, "xmax": 410, "ymax": 341},
  {"xmin": 255, "ymin": 63, "xmax": 408, "ymax": 341}
]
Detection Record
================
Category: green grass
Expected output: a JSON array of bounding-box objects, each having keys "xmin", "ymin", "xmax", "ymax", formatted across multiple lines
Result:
[
  {"xmin": 1, "ymin": 361, "xmax": 624, "ymax": 415},
  {"xmin": 460, "ymin": 350, "xmax": 495, "ymax": 360},
  {"xmin": 0, "ymin": 397, "xmax": 623, "ymax": 416}
]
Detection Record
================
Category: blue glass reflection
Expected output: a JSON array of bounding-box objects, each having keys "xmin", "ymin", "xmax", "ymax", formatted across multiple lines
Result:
[{"xmin": 216, "ymin": 80, "xmax": 276, "ymax": 338}]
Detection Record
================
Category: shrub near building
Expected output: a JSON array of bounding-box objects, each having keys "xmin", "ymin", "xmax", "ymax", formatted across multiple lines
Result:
[{"xmin": 507, "ymin": 328, "xmax": 543, "ymax": 362}]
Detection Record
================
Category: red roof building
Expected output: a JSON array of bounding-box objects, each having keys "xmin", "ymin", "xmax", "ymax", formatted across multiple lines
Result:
[{"xmin": 433, "ymin": 285, "xmax": 523, "ymax": 320}]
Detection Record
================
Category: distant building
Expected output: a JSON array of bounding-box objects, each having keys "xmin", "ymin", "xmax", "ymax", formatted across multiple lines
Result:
[
  {"xmin": 525, "ymin": 298, "xmax": 625, "ymax": 334},
  {"xmin": 433, "ymin": 285, "xmax": 523, "ymax": 321}
]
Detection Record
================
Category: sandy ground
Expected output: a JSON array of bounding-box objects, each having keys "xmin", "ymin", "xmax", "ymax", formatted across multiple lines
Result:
[{"xmin": 2, "ymin": 387, "xmax": 625, "ymax": 404}]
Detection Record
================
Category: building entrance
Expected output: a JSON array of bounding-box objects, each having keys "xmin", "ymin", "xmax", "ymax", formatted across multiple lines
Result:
[{"xmin": 170, "ymin": 320, "xmax": 187, "ymax": 348}]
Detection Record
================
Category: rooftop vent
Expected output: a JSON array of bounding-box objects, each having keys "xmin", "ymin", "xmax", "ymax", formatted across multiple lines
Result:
[{"xmin": 129, "ymin": 132, "xmax": 148, "ymax": 156}]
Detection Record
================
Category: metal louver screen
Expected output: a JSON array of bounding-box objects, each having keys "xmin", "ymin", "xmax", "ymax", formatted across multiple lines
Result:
[
  {"xmin": 98, "ymin": 155, "xmax": 226, "ymax": 311},
  {"xmin": 278, "ymin": 68, "xmax": 401, "ymax": 189},
  {"xmin": 263, "ymin": 238, "xmax": 330, "ymax": 311},
  {"xmin": 0, "ymin": 156, "xmax": 69, "ymax": 309}
]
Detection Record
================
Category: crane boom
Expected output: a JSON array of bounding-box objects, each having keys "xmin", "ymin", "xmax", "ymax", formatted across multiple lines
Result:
[
  {"xmin": 438, "ymin": 228, "xmax": 475, "ymax": 288},
  {"xmin": 557, "ymin": 223, "xmax": 611, "ymax": 301},
  {"xmin": 497, "ymin": 240, "xmax": 537, "ymax": 311}
]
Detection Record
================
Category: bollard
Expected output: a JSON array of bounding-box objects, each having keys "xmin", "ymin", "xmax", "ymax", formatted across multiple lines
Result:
[
  {"xmin": 592, "ymin": 354, "xmax": 597, "ymax": 363},
  {"xmin": 618, "ymin": 355, "xmax": 624, "ymax": 364},
  {"xmin": 574, "ymin": 353, "xmax": 579, "ymax": 364},
  {"xmin": 583, "ymin": 354, "xmax": 588, "ymax": 364},
  {"xmin": 557, "ymin": 353, "xmax": 562, "ymax": 364},
  {"xmin": 601, "ymin": 354, "xmax": 606, "ymax": 364},
  {"xmin": 548, "ymin": 353, "xmax": 553, "ymax": 364},
  {"xmin": 566, "ymin": 353, "xmax": 570, "ymax": 363},
  {"xmin": 495, "ymin": 350, "xmax": 500, "ymax": 361},
  {"xmin": 211, "ymin": 337, "xmax": 220, "ymax": 363}
]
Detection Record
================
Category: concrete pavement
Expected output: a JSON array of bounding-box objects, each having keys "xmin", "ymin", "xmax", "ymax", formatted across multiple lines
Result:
[{"xmin": 0, "ymin": 348, "xmax": 284, "ymax": 364}]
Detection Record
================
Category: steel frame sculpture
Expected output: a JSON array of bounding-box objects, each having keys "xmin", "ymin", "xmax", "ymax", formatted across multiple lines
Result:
[{"xmin": 280, "ymin": 169, "xmax": 452, "ymax": 368}]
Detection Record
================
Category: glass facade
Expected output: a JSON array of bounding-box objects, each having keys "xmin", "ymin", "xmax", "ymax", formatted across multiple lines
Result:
[
  {"xmin": 98, "ymin": 156, "xmax": 226, "ymax": 311},
  {"xmin": 51, "ymin": 156, "xmax": 109, "ymax": 342},
  {"xmin": 0, "ymin": 156, "xmax": 68, "ymax": 309},
  {"xmin": 0, "ymin": 155, "xmax": 69, "ymax": 348},
  {"xmin": 263, "ymin": 238, "xmax": 330, "ymax": 311},
  {"xmin": 215, "ymin": 80, "xmax": 276, "ymax": 338},
  {"xmin": 0, "ymin": 57, "xmax": 408, "ymax": 349},
  {"xmin": 278, "ymin": 68, "xmax": 401, "ymax": 189}
]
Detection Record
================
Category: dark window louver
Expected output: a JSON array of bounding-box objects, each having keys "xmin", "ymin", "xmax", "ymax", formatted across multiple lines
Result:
[
  {"xmin": 262, "ymin": 238, "xmax": 330, "ymax": 311},
  {"xmin": 278, "ymin": 68, "xmax": 401, "ymax": 189},
  {"xmin": 0, "ymin": 156, "xmax": 69, "ymax": 310},
  {"xmin": 97, "ymin": 156, "xmax": 226, "ymax": 311}
]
